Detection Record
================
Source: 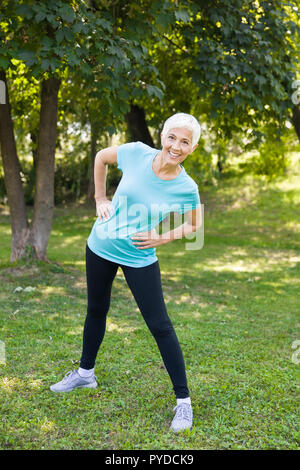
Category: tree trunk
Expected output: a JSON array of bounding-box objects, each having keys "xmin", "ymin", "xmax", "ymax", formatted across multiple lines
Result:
[
  {"xmin": 292, "ymin": 105, "xmax": 300, "ymax": 142},
  {"xmin": 30, "ymin": 76, "xmax": 61, "ymax": 260},
  {"xmin": 0, "ymin": 73, "xmax": 60, "ymax": 261},
  {"xmin": 125, "ymin": 104, "xmax": 154, "ymax": 147},
  {"xmin": 0, "ymin": 70, "xmax": 30, "ymax": 261},
  {"xmin": 217, "ymin": 147, "xmax": 224, "ymax": 174}
]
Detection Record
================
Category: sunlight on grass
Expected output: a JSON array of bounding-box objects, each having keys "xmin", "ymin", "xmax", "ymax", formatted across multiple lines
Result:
[
  {"xmin": 69, "ymin": 260, "xmax": 85, "ymax": 268},
  {"xmin": 40, "ymin": 285, "xmax": 69, "ymax": 296},
  {"xmin": 230, "ymin": 185, "xmax": 259, "ymax": 210},
  {"xmin": 0, "ymin": 205, "xmax": 10, "ymax": 216},
  {"xmin": 39, "ymin": 419, "xmax": 56, "ymax": 433},
  {"xmin": 0, "ymin": 227, "xmax": 11, "ymax": 235},
  {"xmin": 28, "ymin": 379, "xmax": 43, "ymax": 390},
  {"xmin": 66, "ymin": 326, "xmax": 85, "ymax": 336},
  {"xmin": 192, "ymin": 311, "xmax": 204, "ymax": 318},
  {"xmin": 274, "ymin": 175, "xmax": 300, "ymax": 197},
  {"xmin": 60, "ymin": 234, "xmax": 83, "ymax": 243},
  {"xmin": 285, "ymin": 222, "xmax": 300, "ymax": 231},
  {"xmin": 106, "ymin": 320, "xmax": 138, "ymax": 334},
  {"xmin": 199, "ymin": 250, "xmax": 300, "ymax": 274},
  {"xmin": 0, "ymin": 376, "xmax": 22, "ymax": 392}
]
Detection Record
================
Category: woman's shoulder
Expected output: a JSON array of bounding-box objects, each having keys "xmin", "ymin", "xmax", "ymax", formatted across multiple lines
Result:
[
  {"xmin": 120, "ymin": 141, "xmax": 157, "ymax": 153},
  {"xmin": 134, "ymin": 141, "xmax": 157, "ymax": 152},
  {"xmin": 182, "ymin": 170, "xmax": 200, "ymax": 192}
]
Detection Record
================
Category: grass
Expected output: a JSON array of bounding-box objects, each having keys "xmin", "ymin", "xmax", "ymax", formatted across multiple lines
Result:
[{"xmin": 0, "ymin": 154, "xmax": 299, "ymax": 450}]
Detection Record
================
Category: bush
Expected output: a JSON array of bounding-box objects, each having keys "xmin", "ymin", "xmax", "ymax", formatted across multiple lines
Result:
[
  {"xmin": 182, "ymin": 142, "xmax": 214, "ymax": 186},
  {"xmin": 250, "ymin": 140, "xmax": 289, "ymax": 178},
  {"xmin": 54, "ymin": 154, "xmax": 89, "ymax": 204},
  {"xmin": 107, "ymin": 165, "xmax": 122, "ymax": 196}
]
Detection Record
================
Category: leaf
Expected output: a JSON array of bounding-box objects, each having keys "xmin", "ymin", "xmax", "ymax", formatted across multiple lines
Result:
[
  {"xmin": 41, "ymin": 37, "xmax": 53, "ymax": 51},
  {"xmin": 95, "ymin": 18, "xmax": 113, "ymax": 32},
  {"xmin": 146, "ymin": 84, "xmax": 164, "ymax": 100},
  {"xmin": 265, "ymin": 54, "xmax": 273, "ymax": 65},
  {"xmin": 156, "ymin": 11, "xmax": 171, "ymax": 28},
  {"xmin": 57, "ymin": 5, "xmax": 75, "ymax": 23},
  {"xmin": 105, "ymin": 125, "xmax": 116, "ymax": 136},
  {"xmin": 255, "ymin": 75, "xmax": 267, "ymax": 87},
  {"xmin": 73, "ymin": 22, "xmax": 83, "ymax": 33},
  {"xmin": 46, "ymin": 13, "xmax": 60, "ymax": 28},
  {"xmin": 56, "ymin": 29, "xmax": 65, "ymax": 43},
  {"xmin": 175, "ymin": 9, "xmax": 191, "ymax": 23},
  {"xmin": 67, "ymin": 52, "xmax": 81, "ymax": 66},
  {"xmin": 15, "ymin": 4, "xmax": 34, "ymax": 19},
  {"xmin": 49, "ymin": 58, "xmax": 60, "ymax": 72},
  {"xmin": 0, "ymin": 56, "xmax": 9, "ymax": 68},
  {"xmin": 41, "ymin": 59, "xmax": 50, "ymax": 71},
  {"xmin": 130, "ymin": 46, "xmax": 142, "ymax": 62},
  {"xmin": 35, "ymin": 11, "xmax": 47, "ymax": 23},
  {"xmin": 17, "ymin": 50, "xmax": 37, "ymax": 67},
  {"xmin": 233, "ymin": 94, "xmax": 243, "ymax": 105}
]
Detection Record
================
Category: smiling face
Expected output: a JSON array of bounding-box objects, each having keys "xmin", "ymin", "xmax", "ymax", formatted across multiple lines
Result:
[{"xmin": 160, "ymin": 127, "xmax": 198, "ymax": 165}]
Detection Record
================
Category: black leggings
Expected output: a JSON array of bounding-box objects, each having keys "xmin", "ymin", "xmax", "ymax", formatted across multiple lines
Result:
[{"xmin": 80, "ymin": 244, "xmax": 189, "ymax": 399}]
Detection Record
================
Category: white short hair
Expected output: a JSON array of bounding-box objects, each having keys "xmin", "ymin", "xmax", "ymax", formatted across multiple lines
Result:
[{"xmin": 162, "ymin": 113, "xmax": 201, "ymax": 146}]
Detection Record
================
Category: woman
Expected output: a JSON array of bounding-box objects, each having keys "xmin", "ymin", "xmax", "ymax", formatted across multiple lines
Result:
[{"xmin": 50, "ymin": 113, "xmax": 202, "ymax": 433}]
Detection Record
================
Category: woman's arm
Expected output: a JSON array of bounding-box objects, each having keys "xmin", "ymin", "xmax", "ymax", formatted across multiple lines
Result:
[
  {"xmin": 94, "ymin": 146, "xmax": 118, "ymax": 200},
  {"xmin": 163, "ymin": 206, "xmax": 202, "ymax": 242},
  {"xmin": 131, "ymin": 207, "xmax": 202, "ymax": 249},
  {"xmin": 94, "ymin": 146, "xmax": 118, "ymax": 220}
]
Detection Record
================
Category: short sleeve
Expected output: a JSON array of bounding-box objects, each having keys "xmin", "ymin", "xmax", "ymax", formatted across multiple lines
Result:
[
  {"xmin": 117, "ymin": 142, "xmax": 140, "ymax": 172},
  {"xmin": 179, "ymin": 189, "xmax": 201, "ymax": 214}
]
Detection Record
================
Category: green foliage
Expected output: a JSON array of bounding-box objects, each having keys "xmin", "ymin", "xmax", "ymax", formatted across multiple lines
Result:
[
  {"xmin": 1, "ymin": 0, "xmax": 299, "ymax": 207},
  {"xmin": 140, "ymin": 0, "xmax": 300, "ymax": 151},
  {"xmin": 237, "ymin": 125, "xmax": 297, "ymax": 178},
  {"xmin": 184, "ymin": 0, "xmax": 300, "ymax": 136},
  {"xmin": 54, "ymin": 154, "xmax": 89, "ymax": 205},
  {"xmin": 182, "ymin": 142, "xmax": 214, "ymax": 186},
  {"xmin": 0, "ymin": 0, "xmax": 174, "ymax": 128},
  {"xmin": 107, "ymin": 166, "xmax": 122, "ymax": 196},
  {"xmin": 252, "ymin": 140, "xmax": 289, "ymax": 178},
  {"xmin": 19, "ymin": 157, "xmax": 35, "ymax": 206}
]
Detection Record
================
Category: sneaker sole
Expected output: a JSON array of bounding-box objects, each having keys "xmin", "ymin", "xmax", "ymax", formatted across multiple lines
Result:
[
  {"xmin": 170, "ymin": 425, "xmax": 192, "ymax": 433},
  {"xmin": 50, "ymin": 382, "xmax": 97, "ymax": 392}
]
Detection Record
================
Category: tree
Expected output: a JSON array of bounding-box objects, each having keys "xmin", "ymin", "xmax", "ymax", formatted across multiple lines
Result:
[
  {"xmin": 136, "ymin": 0, "xmax": 300, "ymax": 174},
  {"xmin": 184, "ymin": 0, "xmax": 300, "ymax": 141},
  {"xmin": 0, "ymin": 0, "xmax": 172, "ymax": 261}
]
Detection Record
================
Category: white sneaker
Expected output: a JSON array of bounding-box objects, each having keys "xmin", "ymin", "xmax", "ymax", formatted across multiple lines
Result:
[
  {"xmin": 170, "ymin": 403, "xmax": 193, "ymax": 432},
  {"xmin": 50, "ymin": 370, "xmax": 97, "ymax": 392}
]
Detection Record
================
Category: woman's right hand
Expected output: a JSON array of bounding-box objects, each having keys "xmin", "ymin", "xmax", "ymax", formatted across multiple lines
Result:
[{"xmin": 96, "ymin": 198, "xmax": 114, "ymax": 221}]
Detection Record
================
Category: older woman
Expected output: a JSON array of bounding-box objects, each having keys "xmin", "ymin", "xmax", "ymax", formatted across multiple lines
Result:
[{"xmin": 50, "ymin": 113, "xmax": 202, "ymax": 433}]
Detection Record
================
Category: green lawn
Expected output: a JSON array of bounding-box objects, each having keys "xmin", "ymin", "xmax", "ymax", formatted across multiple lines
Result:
[{"xmin": 0, "ymin": 156, "xmax": 299, "ymax": 450}]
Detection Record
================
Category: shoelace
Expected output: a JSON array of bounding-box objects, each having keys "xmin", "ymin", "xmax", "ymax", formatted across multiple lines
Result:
[
  {"xmin": 173, "ymin": 403, "xmax": 192, "ymax": 421},
  {"xmin": 61, "ymin": 370, "xmax": 96, "ymax": 383},
  {"xmin": 62, "ymin": 370, "xmax": 75, "ymax": 383}
]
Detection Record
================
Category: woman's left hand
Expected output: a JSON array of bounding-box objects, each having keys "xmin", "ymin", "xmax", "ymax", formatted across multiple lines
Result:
[{"xmin": 131, "ymin": 228, "xmax": 168, "ymax": 249}]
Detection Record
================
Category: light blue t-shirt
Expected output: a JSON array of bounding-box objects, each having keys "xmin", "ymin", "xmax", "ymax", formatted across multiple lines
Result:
[{"xmin": 87, "ymin": 141, "xmax": 201, "ymax": 267}]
